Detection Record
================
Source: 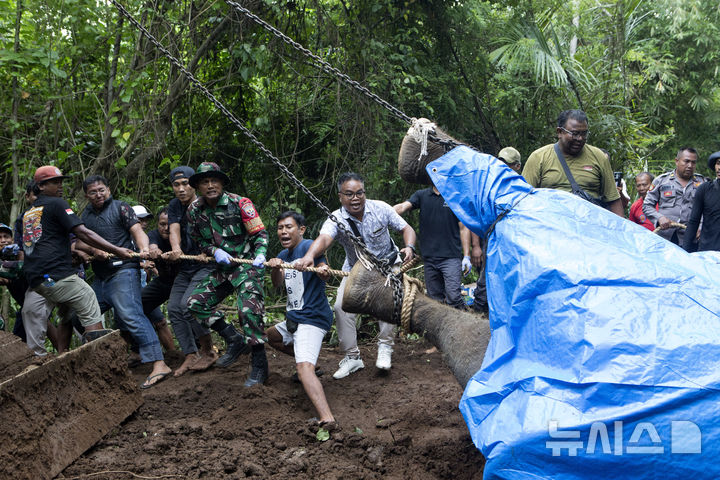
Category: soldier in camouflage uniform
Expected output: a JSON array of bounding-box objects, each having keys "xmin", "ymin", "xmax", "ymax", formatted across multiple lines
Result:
[{"xmin": 186, "ymin": 162, "xmax": 269, "ymax": 386}]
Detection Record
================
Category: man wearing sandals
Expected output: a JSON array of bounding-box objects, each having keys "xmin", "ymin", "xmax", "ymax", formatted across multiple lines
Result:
[
  {"xmin": 643, "ymin": 147, "xmax": 706, "ymax": 247},
  {"xmin": 79, "ymin": 174, "xmax": 172, "ymax": 388},
  {"xmin": 186, "ymin": 162, "xmax": 269, "ymax": 387},
  {"xmin": 265, "ymin": 211, "xmax": 335, "ymax": 425}
]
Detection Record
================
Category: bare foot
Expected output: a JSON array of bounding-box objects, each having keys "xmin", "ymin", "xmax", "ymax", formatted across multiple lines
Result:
[
  {"xmin": 174, "ymin": 353, "xmax": 200, "ymax": 377},
  {"xmin": 424, "ymin": 346, "xmax": 438, "ymax": 354},
  {"xmin": 189, "ymin": 350, "xmax": 218, "ymax": 372}
]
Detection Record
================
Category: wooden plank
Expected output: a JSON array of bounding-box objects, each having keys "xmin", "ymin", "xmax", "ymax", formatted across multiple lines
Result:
[
  {"xmin": 0, "ymin": 330, "xmax": 36, "ymax": 378},
  {"xmin": 0, "ymin": 330, "xmax": 143, "ymax": 480}
]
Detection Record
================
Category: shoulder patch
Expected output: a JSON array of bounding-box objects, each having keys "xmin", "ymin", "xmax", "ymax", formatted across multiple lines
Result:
[
  {"xmin": 240, "ymin": 199, "xmax": 264, "ymax": 234},
  {"xmin": 241, "ymin": 201, "xmax": 257, "ymax": 219}
]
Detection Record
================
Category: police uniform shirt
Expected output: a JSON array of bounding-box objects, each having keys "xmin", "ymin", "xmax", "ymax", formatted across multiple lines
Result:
[{"xmin": 642, "ymin": 171, "xmax": 706, "ymax": 241}]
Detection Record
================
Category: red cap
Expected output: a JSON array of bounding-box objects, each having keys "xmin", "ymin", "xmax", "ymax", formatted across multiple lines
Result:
[{"xmin": 34, "ymin": 165, "xmax": 70, "ymax": 184}]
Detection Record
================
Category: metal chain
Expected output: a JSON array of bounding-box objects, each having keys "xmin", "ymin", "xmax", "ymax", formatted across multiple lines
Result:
[
  {"xmin": 225, "ymin": 0, "xmax": 413, "ymax": 125},
  {"xmin": 226, "ymin": 1, "xmax": 472, "ymax": 155},
  {"xmin": 109, "ymin": 0, "xmax": 405, "ymax": 320},
  {"xmin": 391, "ymin": 269, "xmax": 404, "ymax": 327}
]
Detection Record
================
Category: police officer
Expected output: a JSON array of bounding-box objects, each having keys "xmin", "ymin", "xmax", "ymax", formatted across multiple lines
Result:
[
  {"xmin": 643, "ymin": 147, "xmax": 707, "ymax": 246},
  {"xmin": 186, "ymin": 162, "xmax": 269, "ymax": 387}
]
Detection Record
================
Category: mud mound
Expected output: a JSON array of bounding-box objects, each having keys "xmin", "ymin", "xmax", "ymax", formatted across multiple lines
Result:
[
  {"xmin": 1, "ymin": 331, "xmax": 142, "ymax": 480},
  {"xmin": 0, "ymin": 329, "xmax": 42, "ymax": 378},
  {"xmin": 63, "ymin": 339, "xmax": 484, "ymax": 479}
]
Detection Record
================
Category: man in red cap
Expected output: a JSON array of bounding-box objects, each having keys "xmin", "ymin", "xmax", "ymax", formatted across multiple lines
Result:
[{"xmin": 22, "ymin": 166, "xmax": 133, "ymax": 346}]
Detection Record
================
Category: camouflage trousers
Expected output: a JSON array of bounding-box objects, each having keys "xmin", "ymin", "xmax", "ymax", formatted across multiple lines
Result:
[{"xmin": 187, "ymin": 264, "xmax": 266, "ymax": 345}]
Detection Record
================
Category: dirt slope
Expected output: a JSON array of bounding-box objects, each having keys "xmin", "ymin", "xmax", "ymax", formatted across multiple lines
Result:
[{"xmin": 61, "ymin": 338, "xmax": 485, "ymax": 479}]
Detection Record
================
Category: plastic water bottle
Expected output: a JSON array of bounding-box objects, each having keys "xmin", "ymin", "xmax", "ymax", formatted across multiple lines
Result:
[{"xmin": 43, "ymin": 274, "xmax": 55, "ymax": 287}]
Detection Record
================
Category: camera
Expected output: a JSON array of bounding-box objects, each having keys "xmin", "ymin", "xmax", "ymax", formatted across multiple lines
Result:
[{"xmin": 613, "ymin": 172, "xmax": 623, "ymax": 187}]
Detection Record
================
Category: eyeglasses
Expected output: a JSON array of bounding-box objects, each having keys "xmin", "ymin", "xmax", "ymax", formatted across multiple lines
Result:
[
  {"xmin": 86, "ymin": 187, "xmax": 108, "ymax": 197},
  {"xmin": 559, "ymin": 127, "xmax": 590, "ymax": 139},
  {"xmin": 339, "ymin": 190, "xmax": 366, "ymax": 199}
]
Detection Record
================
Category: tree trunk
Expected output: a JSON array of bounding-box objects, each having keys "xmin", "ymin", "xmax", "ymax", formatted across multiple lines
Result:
[
  {"xmin": 6, "ymin": 0, "xmax": 24, "ymax": 328},
  {"xmin": 101, "ymin": 14, "xmax": 231, "ymax": 182},
  {"xmin": 96, "ymin": 16, "xmax": 124, "ymax": 174}
]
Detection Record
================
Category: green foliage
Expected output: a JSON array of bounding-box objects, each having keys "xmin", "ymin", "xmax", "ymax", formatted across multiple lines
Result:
[{"xmin": 1, "ymin": 0, "xmax": 720, "ymax": 235}]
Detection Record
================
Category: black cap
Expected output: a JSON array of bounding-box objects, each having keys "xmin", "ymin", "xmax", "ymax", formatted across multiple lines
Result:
[
  {"xmin": 0, "ymin": 223, "xmax": 12, "ymax": 235},
  {"xmin": 708, "ymin": 151, "xmax": 720, "ymax": 172},
  {"xmin": 169, "ymin": 166, "xmax": 195, "ymax": 184}
]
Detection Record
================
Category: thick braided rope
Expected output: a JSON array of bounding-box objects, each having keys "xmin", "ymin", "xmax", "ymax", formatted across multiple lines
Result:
[
  {"xmin": 92, "ymin": 252, "xmax": 349, "ymax": 277},
  {"xmin": 652, "ymin": 222, "xmax": 686, "ymax": 234},
  {"xmin": 400, "ymin": 275, "xmax": 424, "ymax": 333}
]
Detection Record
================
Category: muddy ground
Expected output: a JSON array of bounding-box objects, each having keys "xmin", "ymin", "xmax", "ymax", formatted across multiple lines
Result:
[{"xmin": 59, "ymin": 337, "xmax": 485, "ymax": 479}]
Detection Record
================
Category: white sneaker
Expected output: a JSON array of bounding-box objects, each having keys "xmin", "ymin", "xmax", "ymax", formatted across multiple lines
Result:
[
  {"xmin": 333, "ymin": 356, "xmax": 365, "ymax": 379},
  {"xmin": 375, "ymin": 344, "xmax": 393, "ymax": 370}
]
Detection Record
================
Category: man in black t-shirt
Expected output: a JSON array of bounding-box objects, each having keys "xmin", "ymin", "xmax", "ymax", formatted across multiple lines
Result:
[
  {"xmin": 394, "ymin": 186, "xmax": 471, "ymax": 309},
  {"xmin": 22, "ymin": 166, "xmax": 131, "ymax": 347},
  {"xmin": 163, "ymin": 166, "xmax": 217, "ymax": 376},
  {"xmin": 79, "ymin": 175, "xmax": 172, "ymax": 388},
  {"xmin": 140, "ymin": 207, "xmax": 178, "ymax": 352}
]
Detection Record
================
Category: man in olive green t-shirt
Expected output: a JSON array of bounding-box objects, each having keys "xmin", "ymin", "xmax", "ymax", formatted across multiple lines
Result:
[{"xmin": 522, "ymin": 110, "xmax": 623, "ymax": 217}]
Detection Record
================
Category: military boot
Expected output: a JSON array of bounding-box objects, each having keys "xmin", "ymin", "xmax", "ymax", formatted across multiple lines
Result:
[
  {"xmin": 215, "ymin": 323, "xmax": 250, "ymax": 368},
  {"xmin": 243, "ymin": 344, "xmax": 268, "ymax": 387}
]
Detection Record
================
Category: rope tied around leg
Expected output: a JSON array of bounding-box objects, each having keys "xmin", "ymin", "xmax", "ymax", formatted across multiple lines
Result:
[{"xmin": 400, "ymin": 274, "xmax": 424, "ymax": 333}]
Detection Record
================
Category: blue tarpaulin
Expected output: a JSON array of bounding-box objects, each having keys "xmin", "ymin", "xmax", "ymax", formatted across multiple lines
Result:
[{"xmin": 427, "ymin": 145, "xmax": 720, "ymax": 480}]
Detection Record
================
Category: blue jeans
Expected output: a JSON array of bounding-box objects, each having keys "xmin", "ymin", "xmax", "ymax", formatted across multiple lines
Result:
[
  {"xmin": 93, "ymin": 268, "xmax": 163, "ymax": 363},
  {"xmin": 423, "ymin": 257, "xmax": 465, "ymax": 309}
]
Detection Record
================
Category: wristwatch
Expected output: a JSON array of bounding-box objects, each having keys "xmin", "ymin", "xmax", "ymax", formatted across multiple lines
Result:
[{"xmin": 406, "ymin": 244, "xmax": 416, "ymax": 252}]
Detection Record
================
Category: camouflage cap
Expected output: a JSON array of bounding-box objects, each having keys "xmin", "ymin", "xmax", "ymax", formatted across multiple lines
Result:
[
  {"xmin": 498, "ymin": 147, "xmax": 521, "ymax": 166},
  {"xmin": 189, "ymin": 162, "xmax": 230, "ymax": 188}
]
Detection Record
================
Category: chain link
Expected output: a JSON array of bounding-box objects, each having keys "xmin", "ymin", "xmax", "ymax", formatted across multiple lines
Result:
[
  {"xmin": 226, "ymin": 1, "xmax": 471, "ymax": 154},
  {"xmin": 109, "ymin": 0, "xmax": 405, "ymax": 320}
]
